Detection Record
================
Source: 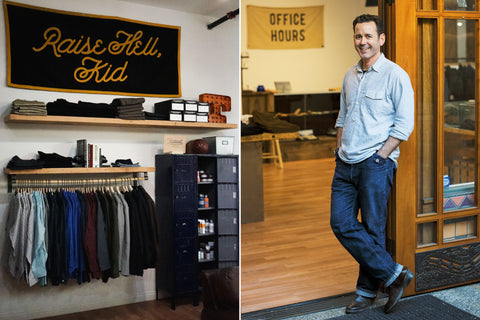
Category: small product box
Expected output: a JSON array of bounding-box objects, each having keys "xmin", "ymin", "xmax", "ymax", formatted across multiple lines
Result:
[
  {"xmin": 183, "ymin": 111, "xmax": 197, "ymax": 122},
  {"xmin": 185, "ymin": 100, "xmax": 198, "ymax": 112},
  {"xmin": 154, "ymin": 99, "xmax": 185, "ymax": 119},
  {"xmin": 443, "ymin": 175, "xmax": 450, "ymax": 188},
  {"xmin": 169, "ymin": 110, "xmax": 183, "ymax": 121},
  {"xmin": 196, "ymin": 112, "xmax": 209, "ymax": 123},
  {"xmin": 203, "ymin": 136, "xmax": 234, "ymax": 154},
  {"xmin": 198, "ymin": 102, "xmax": 210, "ymax": 113}
]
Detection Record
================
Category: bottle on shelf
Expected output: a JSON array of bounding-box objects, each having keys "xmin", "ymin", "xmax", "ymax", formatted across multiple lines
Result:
[{"xmin": 204, "ymin": 194, "xmax": 209, "ymax": 208}]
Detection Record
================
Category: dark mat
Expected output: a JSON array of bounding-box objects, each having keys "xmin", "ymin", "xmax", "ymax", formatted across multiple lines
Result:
[
  {"xmin": 330, "ymin": 295, "xmax": 479, "ymax": 320},
  {"xmin": 242, "ymin": 292, "xmax": 357, "ymax": 320}
]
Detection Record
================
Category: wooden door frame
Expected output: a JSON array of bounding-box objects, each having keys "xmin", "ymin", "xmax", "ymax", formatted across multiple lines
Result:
[{"xmin": 380, "ymin": 0, "xmax": 418, "ymax": 297}]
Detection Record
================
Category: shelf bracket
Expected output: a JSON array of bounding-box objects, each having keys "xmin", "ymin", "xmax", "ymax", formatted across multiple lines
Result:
[{"xmin": 8, "ymin": 174, "xmax": 13, "ymax": 193}]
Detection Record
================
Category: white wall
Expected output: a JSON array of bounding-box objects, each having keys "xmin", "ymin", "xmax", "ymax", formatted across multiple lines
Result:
[
  {"xmin": 241, "ymin": 0, "xmax": 377, "ymax": 93},
  {"xmin": 0, "ymin": 0, "xmax": 239, "ymax": 318}
]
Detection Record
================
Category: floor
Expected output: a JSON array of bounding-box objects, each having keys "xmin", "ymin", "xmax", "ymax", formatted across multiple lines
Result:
[
  {"xmin": 35, "ymin": 297, "xmax": 203, "ymax": 320},
  {"xmin": 241, "ymin": 158, "xmax": 358, "ymax": 313}
]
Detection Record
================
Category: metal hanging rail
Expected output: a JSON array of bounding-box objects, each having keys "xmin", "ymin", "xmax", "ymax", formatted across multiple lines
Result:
[
  {"xmin": 9, "ymin": 176, "xmax": 147, "ymax": 192},
  {"xmin": 4, "ymin": 167, "xmax": 155, "ymax": 192}
]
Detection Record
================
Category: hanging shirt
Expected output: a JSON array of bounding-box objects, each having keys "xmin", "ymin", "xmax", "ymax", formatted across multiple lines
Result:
[{"xmin": 31, "ymin": 191, "xmax": 48, "ymax": 286}]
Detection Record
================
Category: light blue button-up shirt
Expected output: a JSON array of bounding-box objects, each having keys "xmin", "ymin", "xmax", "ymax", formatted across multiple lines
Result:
[{"xmin": 335, "ymin": 53, "xmax": 415, "ymax": 166}]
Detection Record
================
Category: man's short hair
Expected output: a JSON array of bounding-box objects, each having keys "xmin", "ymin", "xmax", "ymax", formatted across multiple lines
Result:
[{"xmin": 353, "ymin": 14, "xmax": 385, "ymax": 35}]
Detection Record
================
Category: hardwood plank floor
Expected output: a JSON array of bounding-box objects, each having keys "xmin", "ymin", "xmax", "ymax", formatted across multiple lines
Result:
[
  {"xmin": 241, "ymin": 158, "xmax": 358, "ymax": 314},
  {"xmin": 35, "ymin": 298, "xmax": 203, "ymax": 320}
]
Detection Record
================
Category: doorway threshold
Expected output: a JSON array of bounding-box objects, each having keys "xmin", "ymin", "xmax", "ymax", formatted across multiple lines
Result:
[{"xmin": 241, "ymin": 292, "xmax": 357, "ymax": 320}]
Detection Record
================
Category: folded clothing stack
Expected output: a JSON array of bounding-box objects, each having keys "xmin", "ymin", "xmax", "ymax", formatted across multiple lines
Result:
[
  {"xmin": 111, "ymin": 98, "xmax": 145, "ymax": 120},
  {"xmin": 7, "ymin": 155, "xmax": 45, "ymax": 170},
  {"xmin": 11, "ymin": 99, "xmax": 47, "ymax": 115},
  {"xmin": 111, "ymin": 159, "xmax": 140, "ymax": 167},
  {"xmin": 46, "ymin": 99, "xmax": 116, "ymax": 118},
  {"xmin": 37, "ymin": 151, "xmax": 74, "ymax": 168}
]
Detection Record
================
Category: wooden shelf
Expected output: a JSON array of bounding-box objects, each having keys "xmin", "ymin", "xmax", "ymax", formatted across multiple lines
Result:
[
  {"xmin": 4, "ymin": 166, "xmax": 155, "ymax": 175},
  {"xmin": 4, "ymin": 114, "xmax": 237, "ymax": 129},
  {"xmin": 444, "ymin": 126, "xmax": 475, "ymax": 137}
]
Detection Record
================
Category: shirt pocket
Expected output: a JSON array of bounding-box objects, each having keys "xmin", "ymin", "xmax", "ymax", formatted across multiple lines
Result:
[{"xmin": 364, "ymin": 89, "xmax": 389, "ymax": 116}]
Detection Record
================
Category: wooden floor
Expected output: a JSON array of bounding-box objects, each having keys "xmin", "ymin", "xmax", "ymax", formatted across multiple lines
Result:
[
  {"xmin": 241, "ymin": 158, "xmax": 358, "ymax": 314},
  {"xmin": 36, "ymin": 298, "xmax": 203, "ymax": 320}
]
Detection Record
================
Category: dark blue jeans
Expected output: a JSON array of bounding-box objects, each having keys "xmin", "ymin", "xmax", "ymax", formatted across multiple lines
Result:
[{"xmin": 330, "ymin": 153, "xmax": 402, "ymax": 298}]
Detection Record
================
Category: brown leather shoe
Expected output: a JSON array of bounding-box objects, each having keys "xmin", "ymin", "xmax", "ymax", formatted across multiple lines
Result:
[
  {"xmin": 345, "ymin": 295, "xmax": 375, "ymax": 314},
  {"xmin": 384, "ymin": 266, "xmax": 414, "ymax": 313}
]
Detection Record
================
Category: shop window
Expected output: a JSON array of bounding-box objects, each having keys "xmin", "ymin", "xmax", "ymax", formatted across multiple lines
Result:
[
  {"xmin": 418, "ymin": 221, "xmax": 438, "ymax": 246},
  {"xmin": 443, "ymin": 19, "xmax": 476, "ymax": 211},
  {"xmin": 417, "ymin": 18, "xmax": 438, "ymax": 216},
  {"xmin": 418, "ymin": 0, "xmax": 437, "ymax": 10},
  {"xmin": 443, "ymin": 216, "xmax": 477, "ymax": 242},
  {"xmin": 444, "ymin": 0, "xmax": 475, "ymax": 11}
]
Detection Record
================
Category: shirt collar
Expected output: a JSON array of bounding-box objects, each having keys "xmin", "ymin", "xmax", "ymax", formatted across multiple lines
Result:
[{"xmin": 356, "ymin": 53, "xmax": 386, "ymax": 73}]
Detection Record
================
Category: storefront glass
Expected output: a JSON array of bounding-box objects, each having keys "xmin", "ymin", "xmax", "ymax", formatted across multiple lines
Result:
[
  {"xmin": 444, "ymin": 0, "xmax": 475, "ymax": 11},
  {"xmin": 417, "ymin": 18, "xmax": 438, "ymax": 217},
  {"xmin": 443, "ymin": 19, "xmax": 476, "ymax": 214}
]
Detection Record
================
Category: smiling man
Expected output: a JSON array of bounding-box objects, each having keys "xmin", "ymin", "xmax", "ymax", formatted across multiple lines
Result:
[{"xmin": 330, "ymin": 14, "xmax": 415, "ymax": 314}]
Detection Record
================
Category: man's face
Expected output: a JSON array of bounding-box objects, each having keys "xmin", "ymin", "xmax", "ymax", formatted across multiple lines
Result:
[{"xmin": 354, "ymin": 21, "xmax": 385, "ymax": 64}]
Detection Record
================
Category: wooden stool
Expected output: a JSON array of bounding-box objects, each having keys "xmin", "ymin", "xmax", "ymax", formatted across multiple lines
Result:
[{"xmin": 241, "ymin": 132, "xmax": 299, "ymax": 168}]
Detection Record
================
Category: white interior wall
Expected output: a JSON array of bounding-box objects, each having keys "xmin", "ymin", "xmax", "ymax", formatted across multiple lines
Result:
[
  {"xmin": 0, "ymin": 0, "xmax": 239, "ymax": 319},
  {"xmin": 241, "ymin": 0, "xmax": 378, "ymax": 93}
]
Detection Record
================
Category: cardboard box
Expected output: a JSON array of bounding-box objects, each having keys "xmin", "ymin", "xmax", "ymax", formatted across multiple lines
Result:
[
  {"xmin": 183, "ymin": 111, "xmax": 197, "ymax": 122},
  {"xmin": 154, "ymin": 99, "xmax": 185, "ymax": 114},
  {"xmin": 169, "ymin": 111, "xmax": 182, "ymax": 121},
  {"xmin": 185, "ymin": 100, "xmax": 198, "ymax": 112},
  {"xmin": 203, "ymin": 136, "xmax": 234, "ymax": 154},
  {"xmin": 196, "ymin": 112, "xmax": 209, "ymax": 122},
  {"xmin": 198, "ymin": 102, "xmax": 210, "ymax": 113}
]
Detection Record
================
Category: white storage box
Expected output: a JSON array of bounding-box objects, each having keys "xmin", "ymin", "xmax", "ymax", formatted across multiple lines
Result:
[
  {"xmin": 203, "ymin": 136, "xmax": 234, "ymax": 154},
  {"xmin": 185, "ymin": 100, "xmax": 198, "ymax": 112},
  {"xmin": 198, "ymin": 102, "xmax": 210, "ymax": 113},
  {"xmin": 183, "ymin": 111, "xmax": 197, "ymax": 122},
  {"xmin": 169, "ymin": 111, "xmax": 182, "ymax": 121},
  {"xmin": 196, "ymin": 112, "xmax": 209, "ymax": 123}
]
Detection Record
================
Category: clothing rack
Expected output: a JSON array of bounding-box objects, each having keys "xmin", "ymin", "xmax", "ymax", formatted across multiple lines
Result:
[
  {"xmin": 4, "ymin": 167, "xmax": 155, "ymax": 193},
  {"xmin": 10, "ymin": 176, "xmax": 147, "ymax": 192}
]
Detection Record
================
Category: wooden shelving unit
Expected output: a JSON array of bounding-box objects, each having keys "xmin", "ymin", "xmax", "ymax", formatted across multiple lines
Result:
[{"xmin": 4, "ymin": 114, "xmax": 238, "ymax": 129}]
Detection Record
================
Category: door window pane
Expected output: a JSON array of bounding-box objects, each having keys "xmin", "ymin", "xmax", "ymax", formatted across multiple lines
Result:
[
  {"xmin": 418, "ymin": 0, "xmax": 437, "ymax": 10},
  {"xmin": 444, "ymin": 19, "xmax": 476, "ymax": 212},
  {"xmin": 418, "ymin": 222, "xmax": 437, "ymax": 246},
  {"xmin": 443, "ymin": 216, "xmax": 476, "ymax": 242},
  {"xmin": 445, "ymin": 0, "xmax": 475, "ymax": 11},
  {"xmin": 417, "ymin": 19, "xmax": 438, "ymax": 216}
]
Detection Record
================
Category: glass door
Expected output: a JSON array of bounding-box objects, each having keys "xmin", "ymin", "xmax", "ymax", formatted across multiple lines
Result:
[{"xmin": 387, "ymin": 0, "xmax": 480, "ymax": 296}]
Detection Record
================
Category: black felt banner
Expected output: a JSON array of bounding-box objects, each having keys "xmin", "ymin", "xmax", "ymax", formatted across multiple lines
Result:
[{"xmin": 4, "ymin": 1, "xmax": 181, "ymax": 97}]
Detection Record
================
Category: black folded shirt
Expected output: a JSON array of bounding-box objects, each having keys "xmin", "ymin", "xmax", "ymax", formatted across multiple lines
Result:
[
  {"xmin": 7, "ymin": 156, "xmax": 45, "ymax": 170},
  {"xmin": 37, "ymin": 151, "xmax": 74, "ymax": 168},
  {"xmin": 47, "ymin": 99, "xmax": 116, "ymax": 118}
]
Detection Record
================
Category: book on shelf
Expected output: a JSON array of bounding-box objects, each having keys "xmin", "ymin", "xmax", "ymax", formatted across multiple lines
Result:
[
  {"xmin": 76, "ymin": 139, "xmax": 88, "ymax": 167},
  {"xmin": 76, "ymin": 139, "xmax": 101, "ymax": 168}
]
